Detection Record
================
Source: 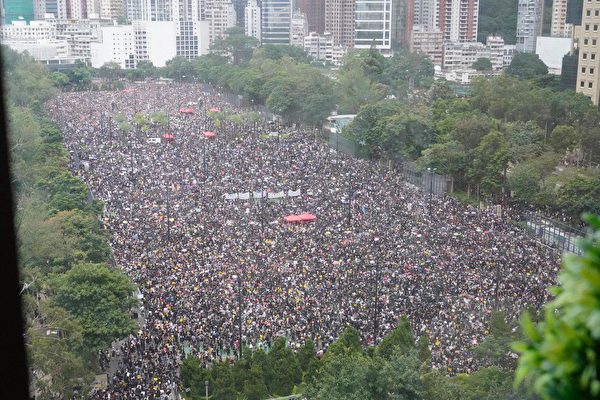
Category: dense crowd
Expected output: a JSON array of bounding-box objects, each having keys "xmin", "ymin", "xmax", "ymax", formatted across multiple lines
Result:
[{"xmin": 47, "ymin": 83, "xmax": 561, "ymax": 399}]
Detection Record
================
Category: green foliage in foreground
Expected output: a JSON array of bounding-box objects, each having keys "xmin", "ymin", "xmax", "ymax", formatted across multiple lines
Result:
[
  {"xmin": 182, "ymin": 316, "xmax": 532, "ymax": 400},
  {"xmin": 515, "ymin": 214, "xmax": 600, "ymax": 399},
  {"xmin": 3, "ymin": 46, "xmax": 137, "ymax": 397}
]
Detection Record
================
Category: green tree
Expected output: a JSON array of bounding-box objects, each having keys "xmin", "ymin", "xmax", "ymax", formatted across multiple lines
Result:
[
  {"xmin": 376, "ymin": 316, "xmax": 415, "ymax": 359},
  {"xmin": 472, "ymin": 57, "xmax": 493, "ymax": 71},
  {"xmin": 52, "ymin": 263, "xmax": 137, "ymax": 353},
  {"xmin": 506, "ymin": 53, "xmax": 548, "ymax": 80},
  {"xmin": 210, "ymin": 26, "xmax": 260, "ymax": 65},
  {"xmin": 514, "ymin": 214, "xmax": 600, "ymax": 399},
  {"xmin": 265, "ymin": 337, "xmax": 302, "ymax": 396},
  {"xmin": 549, "ymin": 125, "xmax": 581, "ymax": 154}
]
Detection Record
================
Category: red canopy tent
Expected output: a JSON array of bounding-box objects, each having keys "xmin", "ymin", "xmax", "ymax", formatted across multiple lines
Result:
[
  {"xmin": 284, "ymin": 213, "xmax": 317, "ymax": 223},
  {"xmin": 162, "ymin": 133, "xmax": 174, "ymax": 141},
  {"xmin": 209, "ymin": 107, "xmax": 221, "ymax": 113},
  {"xmin": 179, "ymin": 108, "xmax": 194, "ymax": 114},
  {"xmin": 299, "ymin": 213, "xmax": 317, "ymax": 221},
  {"xmin": 203, "ymin": 131, "xmax": 216, "ymax": 139}
]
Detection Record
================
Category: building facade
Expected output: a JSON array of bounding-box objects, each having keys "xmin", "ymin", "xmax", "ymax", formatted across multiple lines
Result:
[
  {"xmin": 244, "ymin": 0, "xmax": 261, "ymax": 40},
  {"xmin": 206, "ymin": 1, "xmax": 236, "ymax": 45},
  {"xmin": 290, "ymin": 10, "xmax": 308, "ymax": 47},
  {"xmin": 261, "ymin": 0, "xmax": 290, "ymax": 45},
  {"xmin": 296, "ymin": 0, "xmax": 324, "ymax": 34},
  {"xmin": 324, "ymin": 0, "xmax": 354, "ymax": 48},
  {"xmin": 410, "ymin": 26, "xmax": 443, "ymax": 65},
  {"xmin": 438, "ymin": 0, "xmax": 479, "ymax": 43},
  {"xmin": 576, "ymin": 0, "xmax": 600, "ymax": 104},
  {"xmin": 516, "ymin": 0, "xmax": 544, "ymax": 53},
  {"xmin": 354, "ymin": 0, "xmax": 392, "ymax": 53},
  {"xmin": 551, "ymin": 0, "xmax": 573, "ymax": 37}
]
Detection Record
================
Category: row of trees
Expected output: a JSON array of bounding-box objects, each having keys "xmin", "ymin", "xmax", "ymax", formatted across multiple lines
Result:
[
  {"xmin": 344, "ymin": 63, "xmax": 600, "ymax": 220},
  {"xmin": 4, "ymin": 46, "xmax": 137, "ymax": 398},
  {"xmin": 181, "ymin": 313, "xmax": 533, "ymax": 400}
]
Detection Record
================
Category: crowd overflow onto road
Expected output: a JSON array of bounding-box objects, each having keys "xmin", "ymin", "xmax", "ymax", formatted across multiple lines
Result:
[{"xmin": 47, "ymin": 83, "xmax": 561, "ymax": 399}]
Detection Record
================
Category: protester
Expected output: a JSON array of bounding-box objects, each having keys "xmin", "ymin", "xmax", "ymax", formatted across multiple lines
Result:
[{"xmin": 46, "ymin": 83, "xmax": 561, "ymax": 399}]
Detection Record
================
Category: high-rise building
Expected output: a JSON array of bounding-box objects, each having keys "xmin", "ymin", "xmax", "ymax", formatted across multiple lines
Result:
[
  {"xmin": 244, "ymin": 0, "xmax": 260, "ymax": 40},
  {"xmin": 44, "ymin": 0, "xmax": 68, "ymax": 19},
  {"xmin": 412, "ymin": 0, "xmax": 437, "ymax": 29},
  {"xmin": 410, "ymin": 26, "xmax": 443, "ymax": 65},
  {"xmin": 206, "ymin": 1, "xmax": 236, "ymax": 45},
  {"xmin": 296, "ymin": 0, "xmax": 324, "ymax": 34},
  {"xmin": 438, "ymin": 0, "xmax": 479, "ymax": 43},
  {"xmin": 290, "ymin": 10, "xmax": 307, "ymax": 47},
  {"xmin": 354, "ymin": 0, "xmax": 393, "ymax": 53},
  {"xmin": 261, "ymin": 0, "xmax": 290, "ymax": 45},
  {"xmin": 33, "ymin": 0, "xmax": 46, "ymax": 19},
  {"xmin": 552, "ymin": 0, "xmax": 573, "ymax": 37},
  {"xmin": 516, "ymin": 0, "xmax": 544, "ymax": 53},
  {"xmin": 101, "ymin": 0, "xmax": 125, "ymax": 20},
  {"xmin": 231, "ymin": 0, "xmax": 245, "ymax": 26},
  {"xmin": 325, "ymin": 0, "xmax": 354, "ymax": 48},
  {"xmin": 3, "ymin": 0, "xmax": 35, "ymax": 23},
  {"xmin": 576, "ymin": 0, "xmax": 600, "ymax": 104}
]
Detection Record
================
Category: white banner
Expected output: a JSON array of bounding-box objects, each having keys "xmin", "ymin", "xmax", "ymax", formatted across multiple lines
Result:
[
  {"xmin": 239, "ymin": 192, "xmax": 251, "ymax": 200},
  {"xmin": 288, "ymin": 189, "xmax": 301, "ymax": 197}
]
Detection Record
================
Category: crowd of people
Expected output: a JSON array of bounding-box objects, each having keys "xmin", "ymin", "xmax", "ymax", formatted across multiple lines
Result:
[{"xmin": 46, "ymin": 82, "xmax": 562, "ymax": 399}]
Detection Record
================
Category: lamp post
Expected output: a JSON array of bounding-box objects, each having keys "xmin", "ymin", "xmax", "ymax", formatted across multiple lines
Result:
[
  {"xmin": 205, "ymin": 380, "xmax": 209, "ymax": 400},
  {"xmin": 371, "ymin": 259, "xmax": 381, "ymax": 345},
  {"xmin": 233, "ymin": 274, "xmax": 243, "ymax": 360},
  {"xmin": 427, "ymin": 167, "xmax": 437, "ymax": 214}
]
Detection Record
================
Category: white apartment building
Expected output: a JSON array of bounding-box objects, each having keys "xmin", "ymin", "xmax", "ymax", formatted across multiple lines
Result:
[
  {"xmin": 303, "ymin": 31, "xmax": 332, "ymax": 60},
  {"xmin": 0, "ymin": 20, "xmax": 56, "ymax": 40},
  {"xmin": 55, "ymin": 19, "xmax": 103, "ymax": 59},
  {"xmin": 133, "ymin": 20, "xmax": 177, "ymax": 66},
  {"xmin": 290, "ymin": 11, "xmax": 308, "ymax": 47},
  {"xmin": 443, "ymin": 37, "xmax": 506, "ymax": 71},
  {"xmin": 91, "ymin": 25, "xmax": 135, "ymax": 68},
  {"xmin": 412, "ymin": 0, "xmax": 437, "ymax": 30},
  {"xmin": 410, "ymin": 26, "xmax": 443, "ymax": 66},
  {"xmin": 244, "ymin": 0, "xmax": 261, "ymax": 41},
  {"xmin": 354, "ymin": 0, "xmax": 392, "ymax": 54},
  {"xmin": 516, "ymin": 0, "xmax": 544, "ymax": 53},
  {"xmin": 1, "ymin": 38, "xmax": 69, "ymax": 60},
  {"xmin": 91, "ymin": 21, "xmax": 177, "ymax": 68},
  {"xmin": 206, "ymin": 2, "xmax": 236, "ymax": 46},
  {"xmin": 551, "ymin": 0, "xmax": 572, "ymax": 38},
  {"xmin": 438, "ymin": 0, "xmax": 479, "ymax": 43},
  {"xmin": 503, "ymin": 44, "xmax": 516, "ymax": 67},
  {"xmin": 303, "ymin": 31, "xmax": 346, "ymax": 65}
]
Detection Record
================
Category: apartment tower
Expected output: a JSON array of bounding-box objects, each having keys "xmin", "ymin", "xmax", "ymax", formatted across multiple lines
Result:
[
  {"xmin": 516, "ymin": 0, "xmax": 544, "ymax": 53},
  {"xmin": 296, "ymin": 0, "xmax": 325, "ymax": 34},
  {"xmin": 325, "ymin": 0, "xmax": 355, "ymax": 48},
  {"xmin": 438, "ymin": 0, "xmax": 479, "ymax": 43},
  {"xmin": 576, "ymin": 0, "xmax": 600, "ymax": 104}
]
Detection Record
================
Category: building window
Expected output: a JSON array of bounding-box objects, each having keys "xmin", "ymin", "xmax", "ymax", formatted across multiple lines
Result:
[
  {"xmin": 596, "ymin": 9, "xmax": 600, "ymax": 15},
  {"xmin": 594, "ymin": 39, "xmax": 598, "ymax": 45},
  {"xmin": 586, "ymin": 24, "xmax": 591, "ymax": 31},
  {"xmin": 595, "ymin": 25, "xmax": 599, "ymax": 31},
  {"xmin": 581, "ymin": 80, "xmax": 586, "ymax": 87},
  {"xmin": 587, "ymin": 9, "xmax": 592, "ymax": 15},
  {"xmin": 593, "ymin": 53, "xmax": 597, "ymax": 59},
  {"xmin": 589, "ymin": 82, "xmax": 593, "ymax": 88},
  {"xmin": 583, "ymin": 67, "xmax": 587, "ymax": 73},
  {"xmin": 585, "ymin": 38, "xmax": 590, "ymax": 45},
  {"xmin": 591, "ymin": 68, "xmax": 595, "ymax": 74},
  {"xmin": 584, "ymin": 52, "xmax": 588, "ymax": 59}
]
